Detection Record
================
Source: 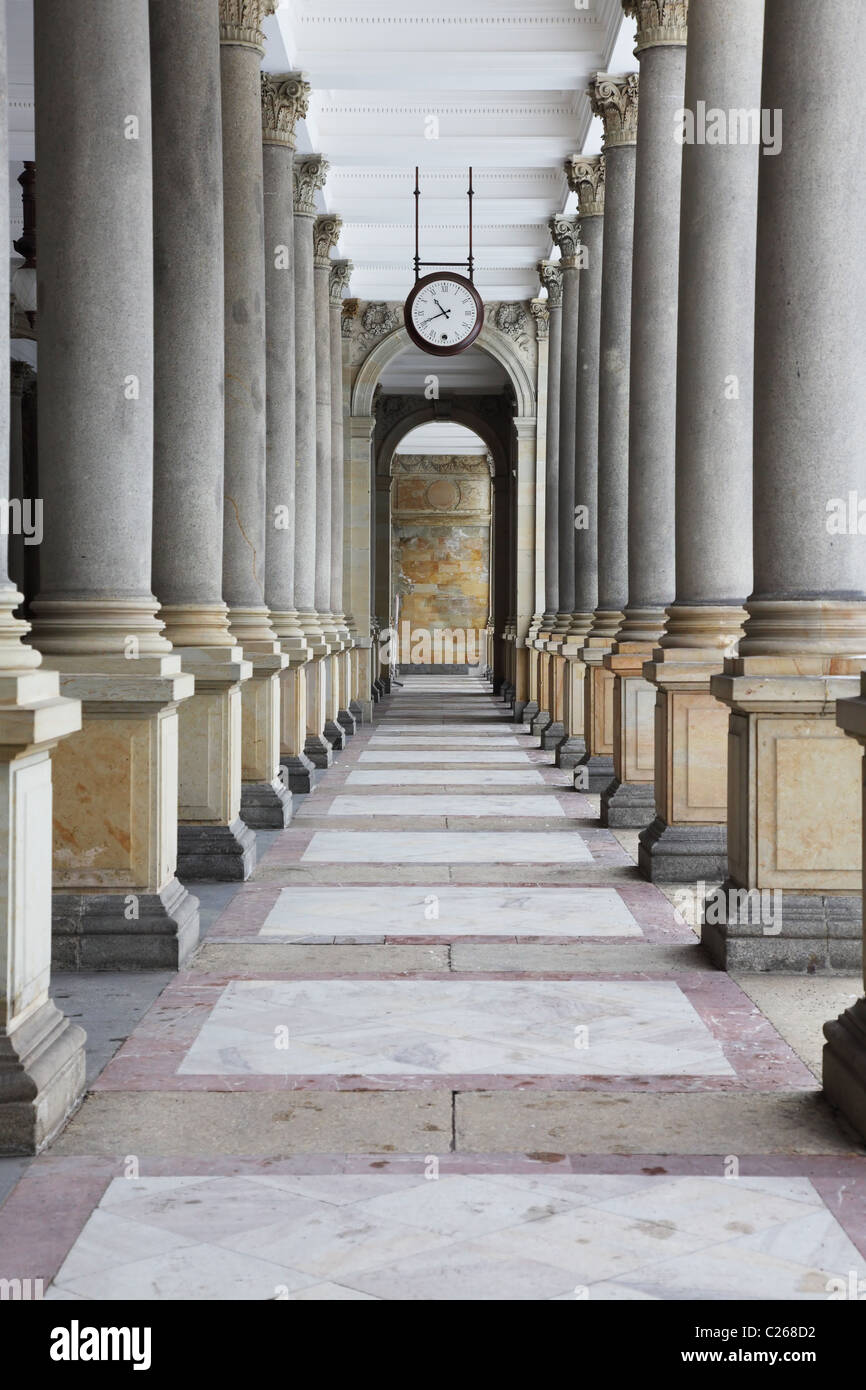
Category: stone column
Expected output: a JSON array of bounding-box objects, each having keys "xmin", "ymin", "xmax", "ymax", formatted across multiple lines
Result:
[
  {"xmin": 0, "ymin": 0, "xmax": 84, "ymax": 1152},
  {"xmin": 601, "ymin": 4, "xmax": 687, "ymax": 828},
  {"xmin": 578, "ymin": 73, "xmax": 639, "ymax": 793},
  {"xmin": 330, "ymin": 258, "xmax": 356, "ymax": 737},
  {"xmin": 32, "ymin": 0, "xmax": 197, "ymax": 969},
  {"xmin": 313, "ymin": 217, "xmax": 345, "ymax": 751},
  {"xmin": 261, "ymin": 71, "xmax": 315, "ymax": 794},
  {"xmin": 345, "ymin": 411, "xmax": 375, "ymax": 722},
  {"xmin": 711, "ymin": 0, "xmax": 866, "ymax": 972},
  {"xmin": 542, "ymin": 214, "xmax": 580, "ymax": 749},
  {"xmin": 558, "ymin": 156, "xmax": 604, "ymax": 768},
  {"xmin": 524, "ymin": 295, "xmax": 550, "ymax": 724},
  {"xmin": 531, "ymin": 260, "xmax": 562, "ymax": 737},
  {"xmin": 219, "ymin": 0, "xmax": 290, "ymax": 829},
  {"xmin": 293, "ymin": 154, "xmax": 333, "ymax": 768},
  {"xmin": 640, "ymin": 0, "xmax": 761, "ymax": 882},
  {"xmin": 150, "ymin": 0, "xmax": 255, "ymax": 883},
  {"xmin": 512, "ymin": 415, "xmax": 538, "ymax": 720}
]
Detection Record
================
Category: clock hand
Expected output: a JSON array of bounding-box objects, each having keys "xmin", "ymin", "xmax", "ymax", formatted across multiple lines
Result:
[
  {"xmin": 433, "ymin": 298, "xmax": 451, "ymax": 317},
  {"xmin": 420, "ymin": 310, "xmax": 448, "ymax": 326}
]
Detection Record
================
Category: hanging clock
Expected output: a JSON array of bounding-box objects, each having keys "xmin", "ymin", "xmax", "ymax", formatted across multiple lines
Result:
[
  {"xmin": 403, "ymin": 167, "xmax": 484, "ymax": 358},
  {"xmin": 405, "ymin": 272, "xmax": 484, "ymax": 356}
]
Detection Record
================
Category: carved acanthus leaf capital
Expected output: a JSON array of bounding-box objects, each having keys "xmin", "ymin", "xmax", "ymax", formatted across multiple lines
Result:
[
  {"xmin": 330, "ymin": 259, "xmax": 353, "ymax": 305},
  {"xmin": 566, "ymin": 154, "xmax": 605, "ymax": 219},
  {"xmin": 341, "ymin": 297, "xmax": 360, "ymax": 337},
  {"xmin": 548, "ymin": 214, "xmax": 580, "ymax": 265},
  {"xmin": 537, "ymin": 260, "xmax": 562, "ymax": 308},
  {"xmin": 219, "ymin": 0, "xmax": 276, "ymax": 53},
  {"xmin": 529, "ymin": 298, "xmax": 549, "ymax": 340},
  {"xmin": 261, "ymin": 72, "xmax": 310, "ymax": 148},
  {"xmin": 293, "ymin": 154, "xmax": 329, "ymax": 216},
  {"xmin": 590, "ymin": 72, "xmax": 639, "ymax": 148},
  {"xmin": 622, "ymin": 0, "xmax": 688, "ymax": 52},
  {"xmin": 314, "ymin": 215, "xmax": 342, "ymax": 268}
]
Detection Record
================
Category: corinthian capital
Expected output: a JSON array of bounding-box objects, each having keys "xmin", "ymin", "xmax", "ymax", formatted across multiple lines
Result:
[
  {"xmin": 622, "ymin": 0, "xmax": 688, "ymax": 52},
  {"xmin": 293, "ymin": 154, "xmax": 329, "ymax": 216},
  {"xmin": 537, "ymin": 260, "xmax": 563, "ymax": 309},
  {"xmin": 314, "ymin": 214, "xmax": 342, "ymax": 268},
  {"xmin": 529, "ymin": 298, "xmax": 549, "ymax": 341},
  {"xmin": 261, "ymin": 72, "xmax": 310, "ymax": 148},
  {"xmin": 590, "ymin": 72, "xmax": 639, "ymax": 148},
  {"xmin": 565, "ymin": 154, "xmax": 605, "ymax": 219},
  {"xmin": 549, "ymin": 214, "xmax": 580, "ymax": 265},
  {"xmin": 219, "ymin": 0, "xmax": 277, "ymax": 54},
  {"xmin": 330, "ymin": 259, "xmax": 353, "ymax": 305}
]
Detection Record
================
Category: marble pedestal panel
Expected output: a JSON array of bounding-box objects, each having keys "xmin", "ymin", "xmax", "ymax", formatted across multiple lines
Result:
[
  {"xmin": 555, "ymin": 647, "xmax": 586, "ymax": 768},
  {"xmin": 305, "ymin": 653, "xmax": 334, "ymax": 769},
  {"xmin": 638, "ymin": 663, "xmax": 730, "ymax": 883},
  {"xmin": 0, "ymin": 669, "xmax": 86, "ymax": 1152},
  {"xmin": 240, "ymin": 654, "xmax": 292, "ymax": 830},
  {"xmin": 600, "ymin": 646, "xmax": 656, "ymax": 829},
  {"xmin": 279, "ymin": 659, "xmax": 316, "ymax": 794},
  {"xmin": 706, "ymin": 667, "xmax": 862, "ymax": 972},
  {"xmin": 49, "ymin": 659, "xmax": 200, "ymax": 970},
  {"xmin": 541, "ymin": 646, "xmax": 566, "ymax": 749},
  {"xmin": 577, "ymin": 640, "xmax": 616, "ymax": 792},
  {"xmin": 175, "ymin": 646, "xmax": 256, "ymax": 882}
]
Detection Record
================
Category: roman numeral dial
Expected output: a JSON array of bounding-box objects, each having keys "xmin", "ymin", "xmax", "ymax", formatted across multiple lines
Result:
[{"xmin": 404, "ymin": 273, "xmax": 484, "ymax": 357}]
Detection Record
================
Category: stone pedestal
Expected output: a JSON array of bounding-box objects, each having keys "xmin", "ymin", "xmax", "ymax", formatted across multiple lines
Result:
[
  {"xmin": 579, "ymin": 630, "xmax": 617, "ymax": 791},
  {"xmin": 600, "ymin": 643, "xmax": 656, "ymax": 827},
  {"xmin": 541, "ymin": 639, "xmax": 566, "ymax": 748},
  {"xmin": 305, "ymin": 652, "xmax": 334, "ymax": 768},
  {"xmin": 239, "ymin": 650, "xmax": 292, "ymax": 828}
]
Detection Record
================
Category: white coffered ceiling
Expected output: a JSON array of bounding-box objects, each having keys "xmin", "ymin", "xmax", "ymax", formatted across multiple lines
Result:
[{"xmin": 265, "ymin": 0, "xmax": 638, "ymax": 302}]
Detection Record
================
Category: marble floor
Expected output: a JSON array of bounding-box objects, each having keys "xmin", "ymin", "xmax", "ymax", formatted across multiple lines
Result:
[{"xmin": 3, "ymin": 674, "xmax": 864, "ymax": 1302}]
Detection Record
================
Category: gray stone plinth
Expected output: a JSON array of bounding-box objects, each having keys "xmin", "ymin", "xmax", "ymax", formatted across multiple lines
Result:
[
  {"xmin": 337, "ymin": 708, "xmax": 357, "ymax": 736},
  {"xmin": 530, "ymin": 710, "xmax": 552, "ymax": 738},
  {"xmin": 52, "ymin": 879, "xmax": 200, "ymax": 972},
  {"xmin": 305, "ymin": 734, "xmax": 334, "ymax": 769},
  {"xmin": 177, "ymin": 819, "xmax": 256, "ymax": 881},
  {"xmin": 575, "ymin": 753, "xmax": 614, "ymax": 794},
  {"xmin": 824, "ymin": 1000, "xmax": 866, "ymax": 1140},
  {"xmin": 0, "ymin": 1000, "xmax": 87, "ymax": 1155},
  {"xmin": 600, "ymin": 777, "xmax": 655, "ymax": 829},
  {"xmin": 522, "ymin": 700, "xmax": 540, "ymax": 725},
  {"xmin": 512, "ymin": 700, "xmax": 527, "ymax": 723},
  {"xmin": 281, "ymin": 751, "xmax": 316, "ymax": 793},
  {"xmin": 324, "ymin": 719, "xmax": 346, "ymax": 751},
  {"xmin": 541, "ymin": 720, "xmax": 565, "ymax": 750},
  {"xmin": 241, "ymin": 777, "xmax": 292, "ymax": 829},
  {"xmin": 555, "ymin": 736, "xmax": 586, "ymax": 769},
  {"xmin": 702, "ymin": 886, "xmax": 862, "ymax": 974},
  {"xmin": 637, "ymin": 817, "xmax": 727, "ymax": 882}
]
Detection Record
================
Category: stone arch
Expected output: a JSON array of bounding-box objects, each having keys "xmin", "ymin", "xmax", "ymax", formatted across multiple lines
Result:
[
  {"xmin": 376, "ymin": 401, "xmax": 507, "ymax": 478},
  {"xmin": 350, "ymin": 321, "xmax": 536, "ymax": 419}
]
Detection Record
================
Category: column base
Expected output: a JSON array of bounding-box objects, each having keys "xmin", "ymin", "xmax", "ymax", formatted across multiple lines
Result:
[
  {"xmin": 541, "ymin": 720, "xmax": 565, "ymax": 750},
  {"xmin": 600, "ymin": 778, "xmax": 656, "ymax": 829},
  {"xmin": 522, "ymin": 700, "xmax": 540, "ymax": 725},
  {"xmin": 638, "ymin": 817, "xmax": 728, "ymax": 883},
  {"xmin": 52, "ymin": 877, "xmax": 200, "ymax": 971},
  {"xmin": 530, "ymin": 709, "xmax": 551, "ymax": 738},
  {"xmin": 240, "ymin": 776, "xmax": 293, "ymax": 829},
  {"xmin": 281, "ymin": 751, "xmax": 317, "ymax": 794},
  {"xmin": 338, "ymin": 708, "xmax": 357, "ymax": 736},
  {"xmin": 177, "ymin": 818, "xmax": 257, "ymax": 881},
  {"xmin": 0, "ymin": 999, "xmax": 87, "ymax": 1155},
  {"xmin": 701, "ymin": 882, "xmax": 862, "ymax": 973},
  {"xmin": 823, "ymin": 998, "xmax": 866, "ymax": 1142},
  {"xmin": 574, "ymin": 752, "xmax": 614, "ymax": 794},
  {"xmin": 305, "ymin": 734, "xmax": 334, "ymax": 769},
  {"xmin": 555, "ymin": 736, "xmax": 586, "ymax": 769},
  {"xmin": 324, "ymin": 719, "xmax": 346, "ymax": 751},
  {"xmin": 512, "ymin": 700, "xmax": 527, "ymax": 723}
]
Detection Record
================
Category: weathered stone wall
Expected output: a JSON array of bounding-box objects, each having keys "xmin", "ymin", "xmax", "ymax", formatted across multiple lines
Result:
[{"xmin": 391, "ymin": 455, "xmax": 491, "ymax": 662}]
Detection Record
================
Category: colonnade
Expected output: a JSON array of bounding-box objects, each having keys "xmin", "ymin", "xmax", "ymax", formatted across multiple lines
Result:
[
  {"xmin": 0, "ymin": 0, "xmax": 368, "ymax": 1148},
  {"xmin": 522, "ymin": 0, "xmax": 866, "ymax": 1139}
]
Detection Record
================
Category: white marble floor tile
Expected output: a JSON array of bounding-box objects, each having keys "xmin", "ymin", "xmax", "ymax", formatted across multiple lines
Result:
[
  {"xmin": 369, "ymin": 737, "xmax": 524, "ymax": 748},
  {"xmin": 301, "ymin": 830, "xmax": 592, "ymax": 863},
  {"xmin": 260, "ymin": 885, "xmax": 642, "ymax": 938},
  {"xmin": 50, "ymin": 1175, "xmax": 858, "ymax": 1301},
  {"xmin": 177, "ymin": 979, "xmax": 734, "ymax": 1076},
  {"xmin": 346, "ymin": 770, "xmax": 546, "ymax": 786},
  {"xmin": 358, "ymin": 750, "xmax": 534, "ymax": 765},
  {"xmin": 325, "ymin": 795, "xmax": 566, "ymax": 818}
]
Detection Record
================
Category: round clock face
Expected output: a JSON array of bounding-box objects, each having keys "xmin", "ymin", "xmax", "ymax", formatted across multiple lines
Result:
[{"xmin": 404, "ymin": 273, "xmax": 484, "ymax": 356}]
